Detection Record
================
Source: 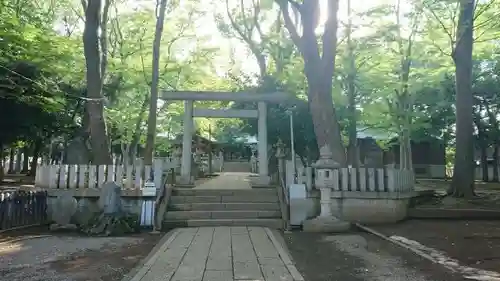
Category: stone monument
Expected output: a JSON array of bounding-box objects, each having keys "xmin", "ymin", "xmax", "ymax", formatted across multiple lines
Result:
[
  {"xmin": 50, "ymin": 192, "xmax": 78, "ymax": 231},
  {"xmin": 302, "ymin": 145, "xmax": 351, "ymax": 232},
  {"xmin": 99, "ymin": 182, "xmax": 122, "ymax": 214}
]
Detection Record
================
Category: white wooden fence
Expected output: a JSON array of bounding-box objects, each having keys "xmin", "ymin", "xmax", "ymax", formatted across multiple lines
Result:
[
  {"xmin": 285, "ymin": 160, "xmax": 414, "ymax": 193},
  {"xmin": 35, "ymin": 161, "xmax": 165, "ymax": 190}
]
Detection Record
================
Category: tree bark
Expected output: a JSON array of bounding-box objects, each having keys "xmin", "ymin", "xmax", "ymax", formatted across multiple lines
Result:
[
  {"xmin": 8, "ymin": 147, "xmax": 14, "ymax": 173},
  {"xmin": 278, "ymin": 0, "xmax": 346, "ymax": 165},
  {"xmin": 450, "ymin": 0, "xmax": 475, "ymax": 197},
  {"xmin": 129, "ymin": 92, "xmax": 149, "ymax": 164},
  {"xmin": 21, "ymin": 145, "xmax": 29, "ymax": 173},
  {"xmin": 29, "ymin": 139, "xmax": 42, "ymax": 177},
  {"xmin": 0, "ymin": 143, "xmax": 4, "ymax": 183},
  {"xmin": 493, "ymin": 144, "xmax": 499, "ymax": 182},
  {"xmin": 143, "ymin": 0, "xmax": 168, "ymax": 166},
  {"xmin": 474, "ymin": 114, "xmax": 489, "ymax": 182},
  {"xmin": 83, "ymin": 0, "xmax": 113, "ymax": 165}
]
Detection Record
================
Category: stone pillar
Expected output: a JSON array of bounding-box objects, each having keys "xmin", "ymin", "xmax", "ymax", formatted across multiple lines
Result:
[
  {"xmin": 275, "ymin": 139, "xmax": 286, "ymax": 187},
  {"xmin": 303, "ymin": 145, "xmax": 350, "ymax": 232},
  {"xmin": 179, "ymin": 100, "xmax": 194, "ymax": 185},
  {"xmin": 173, "ymin": 146, "xmax": 182, "ymax": 174},
  {"xmin": 257, "ymin": 101, "xmax": 269, "ymax": 185}
]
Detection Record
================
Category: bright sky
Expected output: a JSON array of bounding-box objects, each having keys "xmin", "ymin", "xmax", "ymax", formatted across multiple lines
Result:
[
  {"xmin": 191, "ymin": 0, "xmax": 410, "ymax": 76},
  {"xmin": 55, "ymin": 0, "xmax": 410, "ymax": 76}
]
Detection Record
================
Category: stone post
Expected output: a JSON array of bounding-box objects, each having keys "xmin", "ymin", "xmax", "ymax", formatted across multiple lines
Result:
[
  {"xmin": 180, "ymin": 100, "xmax": 194, "ymax": 185},
  {"xmin": 173, "ymin": 146, "xmax": 182, "ymax": 174},
  {"xmin": 275, "ymin": 139, "xmax": 286, "ymax": 186},
  {"xmin": 218, "ymin": 150, "xmax": 224, "ymax": 172},
  {"xmin": 275, "ymin": 139, "xmax": 290, "ymax": 230},
  {"xmin": 303, "ymin": 145, "xmax": 350, "ymax": 232},
  {"xmin": 257, "ymin": 101, "xmax": 270, "ymax": 185}
]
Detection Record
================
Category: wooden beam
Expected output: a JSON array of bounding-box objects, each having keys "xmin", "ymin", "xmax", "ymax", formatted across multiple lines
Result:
[
  {"xmin": 160, "ymin": 91, "xmax": 289, "ymax": 102},
  {"xmin": 192, "ymin": 108, "xmax": 258, "ymax": 118}
]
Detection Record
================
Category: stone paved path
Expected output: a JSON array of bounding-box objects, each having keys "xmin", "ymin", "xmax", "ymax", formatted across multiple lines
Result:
[
  {"xmin": 129, "ymin": 227, "xmax": 304, "ymax": 281},
  {"xmin": 194, "ymin": 173, "xmax": 252, "ymax": 190}
]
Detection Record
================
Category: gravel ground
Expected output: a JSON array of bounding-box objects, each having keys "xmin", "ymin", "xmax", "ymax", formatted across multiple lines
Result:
[
  {"xmin": 0, "ymin": 233, "xmax": 161, "ymax": 281},
  {"xmin": 285, "ymin": 231, "xmax": 469, "ymax": 281}
]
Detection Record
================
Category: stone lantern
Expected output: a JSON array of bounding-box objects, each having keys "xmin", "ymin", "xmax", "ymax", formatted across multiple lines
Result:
[{"xmin": 302, "ymin": 145, "xmax": 350, "ymax": 232}]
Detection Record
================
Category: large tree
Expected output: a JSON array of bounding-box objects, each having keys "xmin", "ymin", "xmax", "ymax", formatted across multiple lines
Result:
[
  {"xmin": 143, "ymin": 0, "xmax": 169, "ymax": 165},
  {"xmin": 277, "ymin": 0, "xmax": 346, "ymax": 164},
  {"xmin": 82, "ymin": 0, "xmax": 113, "ymax": 164},
  {"xmin": 450, "ymin": 0, "xmax": 475, "ymax": 197}
]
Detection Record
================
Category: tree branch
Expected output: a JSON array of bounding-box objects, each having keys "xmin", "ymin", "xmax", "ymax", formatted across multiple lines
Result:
[{"xmin": 277, "ymin": 0, "xmax": 303, "ymax": 53}]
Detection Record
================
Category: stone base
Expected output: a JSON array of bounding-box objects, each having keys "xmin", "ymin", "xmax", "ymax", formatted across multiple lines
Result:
[
  {"xmin": 177, "ymin": 175, "xmax": 195, "ymax": 187},
  {"xmin": 50, "ymin": 223, "xmax": 78, "ymax": 232},
  {"xmin": 249, "ymin": 175, "xmax": 271, "ymax": 187},
  {"xmin": 302, "ymin": 216, "xmax": 350, "ymax": 233}
]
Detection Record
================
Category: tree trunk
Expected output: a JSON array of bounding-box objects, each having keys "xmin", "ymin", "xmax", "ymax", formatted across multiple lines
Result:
[
  {"xmin": 493, "ymin": 143, "xmax": 499, "ymax": 182},
  {"xmin": 129, "ymin": 92, "xmax": 149, "ymax": 164},
  {"xmin": 0, "ymin": 143, "xmax": 4, "ymax": 183},
  {"xmin": 279, "ymin": 0, "xmax": 346, "ymax": 165},
  {"xmin": 8, "ymin": 147, "xmax": 14, "ymax": 173},
  {"xmin": 143, "ymin": 0, "xmax": 168, "ymax": 166},
  {"xmin": 83, "ymin": 0, "xmax": 112, "ymax": 165},
  {"xmin": 14, "ymin": 149, "xmax": 22, "ymax": 173},
  {"xmin": 29, "ymin": 140, "xmax": 42, "ymax": 177},
  {"xmin": 479, "ymin": 138, "xmax": 488, "ymax": 182},
  {"xmin": 21, "ymin": 146, "xmax": 30, "ymax": 173},
  {"xmin": 450, "ymin": 0, "xmax": 475, "ymax": 197}
]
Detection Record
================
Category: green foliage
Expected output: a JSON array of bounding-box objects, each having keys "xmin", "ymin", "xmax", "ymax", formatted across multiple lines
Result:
[{"xmin": 1, "ymin": 0, "xmax": 500, "ymax": 171}]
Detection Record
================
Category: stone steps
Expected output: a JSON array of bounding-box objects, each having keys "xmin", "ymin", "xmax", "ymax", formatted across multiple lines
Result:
[
  {"xmin": 169, "ymin": 202, "xmax": 280, "ymax": 211},
  {"xmin": 162, "ymin": 218, "xmax": 284, "ymax": 229},
  {"xmin": 165, "ymin": 188, "xmax": 283, "ymax": 229},
  {"xmin": 165, "ymin": 210, "xmax": 281, "ymax": 220}
]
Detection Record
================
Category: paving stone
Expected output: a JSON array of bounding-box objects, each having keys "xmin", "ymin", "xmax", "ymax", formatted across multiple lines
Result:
[
  {"xmin": 206, "ymin": 256, "xmax": 232, "ymax": 271},
  {"xmin": 131, "ymin": 226, "xmax": 304, "ymax": 281},
  {"xmin": 260, "ymin": 265, "xmax": 293, "ymax": 281},
  {"xmin": 171, "ymin": 264, "xmax": 204, "ymax": 281},
  {"xmin": 230, "ymin": 226, "xmax": 248, "ymax": 235},
  {"xmin": 257, "ymin": 257, "xmax": 285, "ymax": 266},
  {"xmin": 233, "ymin": 261, "xmax": 264, "ymax": 280},
  {"xmin": 202, "ymin": 270, "xmax": 233, "ymax": 281},
  {"xmin": 249, "ymin": 227, "xmax": 280, "ymax": 259}
]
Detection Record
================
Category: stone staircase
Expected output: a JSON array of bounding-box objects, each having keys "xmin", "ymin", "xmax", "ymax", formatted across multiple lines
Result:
[{"xmin": 163, "ymin": 188, "xmax": 283, "ymax": 229}]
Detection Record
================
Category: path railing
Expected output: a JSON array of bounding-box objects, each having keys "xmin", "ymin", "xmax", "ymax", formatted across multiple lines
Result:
[{"xmin": 0, "ymin": 191, "xmax": 48, "ymax": 231}]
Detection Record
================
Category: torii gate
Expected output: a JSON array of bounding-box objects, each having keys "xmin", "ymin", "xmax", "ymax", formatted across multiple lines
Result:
[{"xmin": 161, "ymin": 91, "xmax": 289, "ymax": 186}]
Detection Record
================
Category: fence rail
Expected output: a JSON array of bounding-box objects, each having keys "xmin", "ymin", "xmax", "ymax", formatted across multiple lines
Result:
[
  {"xmin": 0, "ymin": 191, "xmax": 48, "ymax": 231},
  {"xmin": 35, "ymin": 155, "xmax": 223, "ymax": 190},
  {"xmin": 35, "ymin": 163, "xmax": 164, "ymax": 190},
  {"xmin": 285, "ymin": 160, "xmax": 414, "ymax": 193}
]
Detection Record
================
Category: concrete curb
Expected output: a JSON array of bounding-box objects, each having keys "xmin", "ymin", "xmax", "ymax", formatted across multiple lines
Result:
[
  {"xmin": 355, "ymin": 223, "xmax": 439, "ymax": 264},
  {"xmin": 408, "ymin": 208, "xmax": 500, "ymax": 219},
  {"xmin": 265, "ymin": 228, "xmax": 305, "ymax": 281},
  {"xmin": 121, "ymin": 229, "xmax": 179, "ymax": 281}
]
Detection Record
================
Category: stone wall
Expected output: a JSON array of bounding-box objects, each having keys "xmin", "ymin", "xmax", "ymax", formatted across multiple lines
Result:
[
  {"xmin": 305, "ymin": 191, "xmax": 411, "ymax": 224},
  {"xmin": 46, "ymin": 191, "xmax": 154, "ymax": 226}
]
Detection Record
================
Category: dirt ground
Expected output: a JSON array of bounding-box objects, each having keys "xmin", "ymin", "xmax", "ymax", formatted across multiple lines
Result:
[
  {"xmin": 284, "ymin": 231, "xmax": 468, "ymax": 281},
  {"xmin": 1, "ymin": 174, "xmax": 36, "ymax": 191},
  {"xmin": 0, "ymin": 226, "xmax": 162, "ymax": 281},
  {"xmin": 415, "ymin": 179, "xmax": 500, "ymax": 210},
  {"xmin": 372, "ymin": 220, "xmax": 500, "ymax": 273}
]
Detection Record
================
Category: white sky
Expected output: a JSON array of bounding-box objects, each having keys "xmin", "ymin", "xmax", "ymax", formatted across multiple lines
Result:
[
  {"xmin": 54, "ymin": 0, "xmax": 410, "ymax": 76},
  {"xmin": 191, "ymin": 0, "xmax": 410, "ymax": 76}
]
